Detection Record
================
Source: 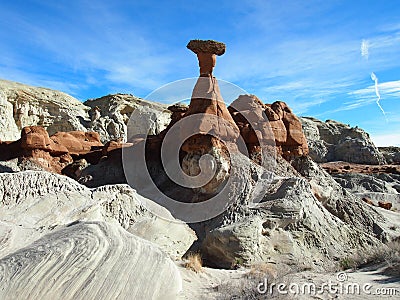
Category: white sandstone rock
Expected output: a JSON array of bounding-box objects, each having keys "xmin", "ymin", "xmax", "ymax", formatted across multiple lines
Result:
[
  {"xmin": 85, "ymin": 94, "xmax": 171, "ymax": 143},
  {"xmin": 201, "ymin": 176, "xmax": 385, "ymax": 269},
  {"xmin": 0, "ymin": 171, "xmax": 196, "ymax": 260},
  {"xmin": 0, "ymin": 221, "xmax": 182, "ymax": 300},
  {"xmin": 0, "ymin": 79, "xmax": 89, "ymax": 141},
  {"xmin": 300, "ymin": 117, "xmax": 386, "ymax": 164}
]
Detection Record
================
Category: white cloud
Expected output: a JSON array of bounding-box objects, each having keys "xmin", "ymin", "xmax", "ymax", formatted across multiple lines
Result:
[
  {"xmin": 0, "ymin": 67, "xmax": 85, "ymax": 98},
  {"xmin": 0, "ymin": 3, "xmax": 181, "ymax": 96},
  {"xmin": 350, "ymin": 80, "xmax": 400, "ymax": 98},
  {"xmin": 361, "ymin": 39, "xmax": 369, "ymax": 59},
  {"xmin": 370, "ymin": 72, "xmax": 386, "ymax": 117},
  {"xmin": 316, "ymin": 79, "xmax": 400, "ymax": 115}
]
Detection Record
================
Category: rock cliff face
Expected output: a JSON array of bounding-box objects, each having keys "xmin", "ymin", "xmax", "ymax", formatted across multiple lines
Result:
[
  {"xmin": 85, "ymin": 94, "xmax": 171, "ymax": 143},
  {"xmin": 379, "ymin": 146, "xmax": 400, "ymax": 164},
  {"xmin": 300, "ymin": 117, "xmax": 386, "ymax": 164},
  {"xmin": 0, "ymin": 79, "xmax": 88, "ymax": 141}
]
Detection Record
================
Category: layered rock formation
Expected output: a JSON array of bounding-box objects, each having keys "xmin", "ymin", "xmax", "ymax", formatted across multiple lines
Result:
[
  {"xmin": 178, "ymin": 40, "xmax": 240, "ymax": 195},
  {"xmin": 0, "ymin": 221, "xmax": 183, "ymax": 300},
  {"xmin": 0, "ymin": 79, "xmax": 88, "ymax": 141},
  {"xmin": 0, "ymin": 171, "xmax": 197, "ymax": 299},
  {"xmin": 85, "ymin": 94, "xmax": 171, "ymax": 143},
  {"xmin": 300, "ymin": 117, "xmax": 386, "ymax": 164}
]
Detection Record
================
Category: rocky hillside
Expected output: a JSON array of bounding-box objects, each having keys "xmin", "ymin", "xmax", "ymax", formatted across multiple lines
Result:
[
  {"xmin": 300, "ymin": 117, "xmax": 386, "ymax": 165},
  {"xmin": 379, "ymin": 146, "xmax": 400, "ymax": 164},
  {"xmin": 0, "ymin": 79, "xmax": 88, "ymax": 140}
]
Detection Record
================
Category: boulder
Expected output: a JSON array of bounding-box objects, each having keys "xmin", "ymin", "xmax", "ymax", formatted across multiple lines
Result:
[
  {"xmin": 20, "ymin": 126, "xmax": 52, "ymax": 151},
  {"xmin": 362, "ymin": 197, "xmax": 375, "ymax": 206},
  {"xmin": 61, "ymin": 158, "xmax": 89, "ymax": 180},
  {"xmin": 187, "ymin": 39, "xmax": 226, "ymax": 56},
  {"xmin": 182, "ymin": 144, "xmax": 231, "ymax": 195},
  {"xmin": 167, "ymin": 103, "xmax": 188, "ymax": 127},
  {"xmin": 50, "ymin": 131, "xmax": 103, "ymax": 155},
  {"xmin": 378, "ymin": 201, "xmax": 392, "ymax": 210},
  {"xmin": 0, "ymin": 127, "xmax": 103, "ymax": 174}
]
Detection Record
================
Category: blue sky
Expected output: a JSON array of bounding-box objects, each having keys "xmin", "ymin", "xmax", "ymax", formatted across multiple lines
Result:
[{"xmin": 1, "ymin": 0, "xmax": 399, "ymax": 146}]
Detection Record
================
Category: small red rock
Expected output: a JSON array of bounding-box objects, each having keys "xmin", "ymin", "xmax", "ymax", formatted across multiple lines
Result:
[{"xmin": 378, "ymin": 201, "xmax": 392, "ymax": 210}]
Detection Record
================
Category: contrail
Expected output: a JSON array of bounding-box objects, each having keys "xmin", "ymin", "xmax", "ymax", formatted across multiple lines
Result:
[{"xmin": 370, "ymin": 72, "xmax": 386, "ymax": 118}]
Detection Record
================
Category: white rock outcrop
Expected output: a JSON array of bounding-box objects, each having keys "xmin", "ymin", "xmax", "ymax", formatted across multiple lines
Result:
[
  {"xmin": 187, "ymin": 153, "xmax": 392, "ymax": 270},
  {"xmin": 201, "ymin": 176, "xmax": 386, "ymax": 269},
  {"xmin": 0, "ymin": 221, "xmax": 182, "ymax": 300},
  {"xmin": 0, "ymin": 171, "xmax": 196, "ymax": 259},
  {"xmin": 85, "ymin": 94, "xmax": 171, "ymax": 143},
  {"xmin": 0, "ymin": 171, "xmax": 197, "ymax": 298},
  {"xmin": 300, "ymin": 117, "xmax": 386, "ymax": 164},
  {"xmin": 0, "ymin": 79, "xmax": 89, "ymax": 141}
]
